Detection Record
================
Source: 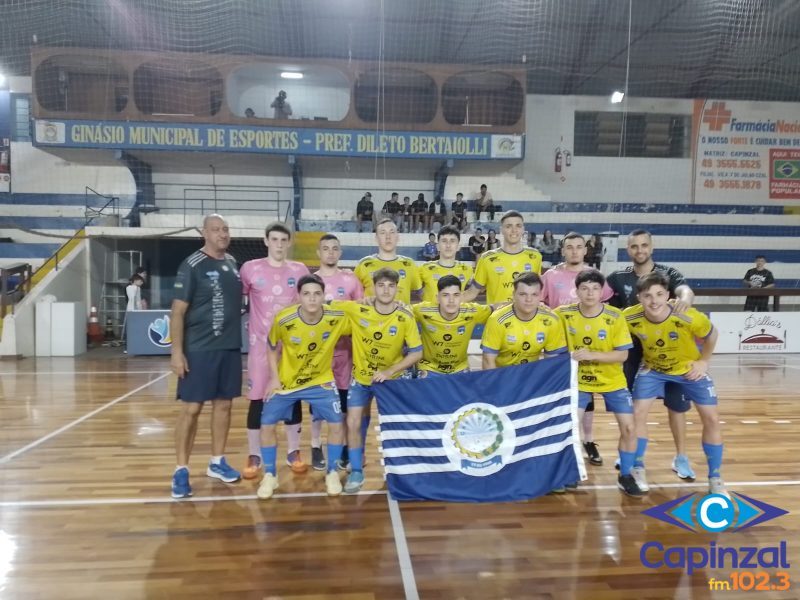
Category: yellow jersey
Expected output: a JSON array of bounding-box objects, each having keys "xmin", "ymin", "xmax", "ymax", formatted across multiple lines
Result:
[
  {"xmin": 556, "ymin": 303, "xmax": 633, "ymax": 392},
  {"xmin": 354, "ymin": 254, "xmax": 422, "ymax": 304},
  {"xmin": 480, "ymin": 305, "xmax": 566, "ymax": 367},
  {"xmin": 268, "ymin": 305, "xmax": 350, "ymax": 391},
  {"xmin": 418, "ymin": 260, "xmax": 475, "ymax": 303},
  {"xmin": 412, "ymin": 301, "xmax": 492, "ymax": 374},
  {"xmin": 472, "ymin": 247, "xmax": 543, "ymax": 304},
  {"xmin": 333, "ymin": 300, "xmax": 423, "ymax": 385},
  {"xmin": 623, "ymin": 305, "xmax": 714, "ymax": 375}
]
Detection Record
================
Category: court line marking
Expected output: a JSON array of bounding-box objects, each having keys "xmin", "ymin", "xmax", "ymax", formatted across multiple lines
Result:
[
  {"xmin": 2, "ymin": 480, "xmax": 799, "ymax": 509},
  {"xmin": 387, "ymin": 494, "xmax": 420, "ymax": 600},
  {"xmin": 0, "ymin": 370, "xmax": 169, "ymax": 376},
  {"xmin": 0, "ymin": 372, "xmax": 171, "ymax": 465}
]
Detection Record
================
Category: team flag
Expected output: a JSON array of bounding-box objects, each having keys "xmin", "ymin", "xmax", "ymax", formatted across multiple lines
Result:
[{"xmin": 373, "ymin": 355, "xmax": 586, "ymax": 502}]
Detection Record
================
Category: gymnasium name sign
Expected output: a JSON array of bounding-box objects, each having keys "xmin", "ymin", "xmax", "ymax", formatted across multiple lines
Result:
[{"xmin": 33, "ymin": 119, "xmax": 523, "ymax": 160}]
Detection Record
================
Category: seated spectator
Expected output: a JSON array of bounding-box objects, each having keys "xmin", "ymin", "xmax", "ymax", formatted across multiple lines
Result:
[
  {"xmin": 468, "ymin": 227, "xmax": 486, "ymax": 262},
  {"xmin": 400, "ymin": 196, "xmax": 413, "ymax": 232},
  {"xmin": 427, "ymin": 195, "xmax": 447, "ymax": 231},
  {"xmin": 411, "ymin": 193, "xmax": 428, "ymax": 233},
  {"xmin": 537, "ymin": 229, "xmax": 559, "ymax": 264},
  {"xmin": 356, "ymin": 192, "xmax": 375, "ymax": 232},
  {"xmin": 486, "ymin": 229, "xmax": 500, "ymax": 251},
  {"xmin": 451, "ymin": 193, "xmax": 467, "ymax": 231},
  {"xmin": 382, "ymin": 192, "xmax": 403, "ymax": 229},
  {"xmin": 585, "ymin": 234, "xmax": 603, "ymax": 269},
  {"xmin": 422, "ymin": 233, "xmax": 439, "ymax": 261},
  {"xmin": 474, "ymin": 183, "xmax": 495, "ymax": 221},
  {"xmin": 527, "ymin": 230, "xmax": 537, "ymax": 248}
]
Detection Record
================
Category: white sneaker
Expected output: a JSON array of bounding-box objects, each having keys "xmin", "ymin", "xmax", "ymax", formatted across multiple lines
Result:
[
  {"xmin": 256, "ymin": 473, "xmax": 279, "ymax": 499},
  {"xmin": 325, "ymin": 471, "xmax": 343, "ymax": 496},
  {"xmin": 709, "ymin": 477, "xmax": 730, "ymax": 499},
  {"xmin": 631, "ymin": 466, "xmax": 650, "ymax": 492}
]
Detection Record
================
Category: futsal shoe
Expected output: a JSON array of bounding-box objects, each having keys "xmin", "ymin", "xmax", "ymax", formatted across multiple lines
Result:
[
  {"xmin": 242, "ymin": 455, "xmax": 262, "ymax": 480},
  {"xmin": 257, "ymin": 473, "xmax": 279, "ymax": 499},
  {"xmin": 206, "ymin": 458, "xmax": 241, "ymax": 483},
  {"xmin": 631, "ymin": 466, "xmax": 650, "ymax": 492},
  {"xmin": 565, "ymin": 481, "xmax": 579, "ymax": 491},
  {"xmin": 335, "ymin": 458, "xmax": 350, "ymax": 472},
  {"xmin": 617, "ymin": 474, "xmax": 645, "ymax": 498},
  {"xmin": 709, "ymin": 477, "xmax": 731, "ymax": 500},
  {"xmin": 311, "ymin": 446, "xmax": 326, "ymax": 471},
  {"xmin": 549, "ymin": 486, "xmax": 566, "ymax": 494},
  {"xmin": 583, "ymin": 441, "xmax": 603, "ymax": 466},
  {"xmin": 671, "ymin": 454, "xmax": 696, "ymax": 480},
  {"xmin": 326, "ymin": 471, "xmax": 344, "ymax": 496},
  {"xmin": 171, "ymin": 467, "xmax": 192, "ymax": 499},
  {"xmin": 343, "ymin": 470, "xmax": 365, "ymax": 494},
  {"xmin": 286, "ymin": 450, "xmax": 309, "ymax": 474}
]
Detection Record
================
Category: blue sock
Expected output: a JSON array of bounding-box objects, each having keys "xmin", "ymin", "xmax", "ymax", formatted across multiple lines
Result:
[
  {"xmin": 619, "ymin": 449, "xmax": 636, "ymax": 476},
  {"xmin": 349, "ymin": 447, "xmax": 364, "ymax": 473},
  {"xmin": 634, "ymin": 437, "xmax": 648, "ymax": 468},
  {"xmin": 703, "ymin": 442, "xmax": 723, "ymax": 479},
  {"xmin": 260, "ymin": 445, "xmax": 277, "ymax": 475},
  {"xmin": 327, "ymin": 444, "xmax": 343, "ymax": 473},
  {"xmin": 360, "ymin": 415, "xmax": 371, "ymax": 445}
]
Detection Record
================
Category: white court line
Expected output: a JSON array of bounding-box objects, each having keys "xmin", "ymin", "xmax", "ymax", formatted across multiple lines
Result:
[
  {"xmin": 387, "ymin": 495, "xmax": 420, "ymax": 600},
  {"xmin": 0, "ymin": 372, "xmax": 170, "ymax": 465},
  {"xmin": 0, "ymin": 489, "xmax": 388, "ymax": 508},
  {"xmin": 0, "ymin": 370, "xmax": 168, "ymax": 376},
  {"xmin": 579, "ymin": 479, "xmax": 800, "ymax": 491}
]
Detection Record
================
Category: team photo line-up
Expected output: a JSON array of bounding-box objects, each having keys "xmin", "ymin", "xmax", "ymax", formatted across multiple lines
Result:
[{"xmin": 170, "ymin": 210, "xmax": 726, "ymax": 502}]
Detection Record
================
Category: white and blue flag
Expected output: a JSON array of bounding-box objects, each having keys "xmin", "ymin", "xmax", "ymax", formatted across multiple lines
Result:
[{"xmin": 374, "ymin": 355, "xmax": 585, "ymax": 502}]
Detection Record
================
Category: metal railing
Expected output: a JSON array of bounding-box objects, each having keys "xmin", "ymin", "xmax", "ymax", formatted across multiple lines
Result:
[
  {"xmin": 85, "ymin": 187, "xmax": 121, "ymax": 224},
  {"xmin": 1, "ymin": 262, "xmax": 33, "ymax": 318}
]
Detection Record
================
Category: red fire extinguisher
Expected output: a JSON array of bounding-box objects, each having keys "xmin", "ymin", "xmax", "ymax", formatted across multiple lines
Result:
[{"xmin": 554, "ymin": 149, "xmax": 563, "ymax": 173}]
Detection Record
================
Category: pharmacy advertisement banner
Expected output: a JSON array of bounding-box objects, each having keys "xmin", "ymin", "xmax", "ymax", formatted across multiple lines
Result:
[
  {"xmin": 710, "ymin": 311, "xmax": 800, "ymax": 354},
  {"xmin": 692, "ymin": 99, "xmax": 800, "ymax": 203},
  {"xmin": 32, "ymin": 119, "xmax": 523, "ymax": 160}
]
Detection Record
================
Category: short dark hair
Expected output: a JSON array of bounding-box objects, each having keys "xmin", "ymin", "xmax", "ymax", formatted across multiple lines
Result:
[
  {"xmin": 500, "ymin": 210, "xmax": 524, "ymax": 224},
  {"xmin": 575, "ymin": 269, "xmax": 605, "ymax": 288},
  {"xmin": 636, "ymin": 271, "xmax": 670, "ymax": 293},
  {"xmin": 428, "ymin": 233, "xmax": 436, "ymax": 239},
  {"xmin": 437, "ymin": 274, "xmax": 462, "ymax": 292},
  {"xmin": 562, "ymin": 231, "xmax": 584, "ymax": 243},
  {"xmin": 391, "ymin": 192, "xmax": 398, "ymax": 198},
  {"xmin": 134, "ymin": 266, "xmax": 146, "ymax": 276},
  {"xmin": 319, "ymin": 233, "xmax": 339, "ymax": 244},
  {"xmin": 372, "ymin": 268, "xmax": 400, "ymax": 285},
  {"xmin": 456, "ymin": 192, "xmax": 463, "ymax": 198},
  {"xmin": 265, "ymin": 222, "xmax": 292, "ymax": 239},
  {"xmin": 755, "ymin": 254, "xmax": 766, "ymax": 260},
  {"xmin": 403, "ymin": 196, "xmax": 410, "ymax": 201},
  {"xmin": 628, "ymin": 228, "xmax": 651, "ymax": 239},
  {"xmin": 297, "ymin": 273, "xmax": 325, "ymax": 292},
  {"xmin": 512, "ymin": 272, "xmax": 542, "ymax": 291},
  {"xmin": 480, "ymin": 184, "xmax": 487, "ymax": 189},
  {"xmin": 376, "ymin": 217, "xmax": 395, "ymax": 228},
  {"xmin": 129, "ymin": 274, "xmax": 144, "ymax": 284},
  {"xmin": 438, "ymin": 225, "xmax": 460, "ymax": 241}
]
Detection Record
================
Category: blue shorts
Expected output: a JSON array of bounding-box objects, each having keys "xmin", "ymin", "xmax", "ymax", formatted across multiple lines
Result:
[
  {"xmin": 632, "ymin": 370, "xmax": 718, "ymax": 406},
  {"xmin": 347, "ymin": 381, "xmax": 375, "ymax": 409},
  {"xmin": 578, "ymin": 389, "xmax": 633, "ymax": 414},
  {"xmin": 177, "ymin": 349, "xmax": 242, "ymax": 402},
  {"xmin": 261, "ymin": 384, "xmax": 343, "ymax": 424}
]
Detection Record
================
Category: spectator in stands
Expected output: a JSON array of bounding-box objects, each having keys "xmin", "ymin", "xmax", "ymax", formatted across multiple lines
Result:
[
  {"xmin": 742, "ymin": 255, "xmax": 775, "ymax": 312},
  {"xmin": 382, "ymin": 192, "xmax": 403, "ymax": 230},
  {"xmin": 451, "ymin": 193, "xmax": 467, "ymax": 231},
  {"xmin": 411, "ymin": 193, "xmax": 428, "ymax": 233},
  {"xmin": 537, "ymin": 229, "xmax": 559, "ymax": 264},
  {"xmin": 422, "ymin": 233, "xmax": 439, "ymax": 261},
  {"xmin": 527, "ymin": 230, "xmax": 537, "ymax": 248},
  {"xmin": 486, "ymin": 229, "xmax": 500, "ymax": 251},
  {"xmin": 356, "ymin": 192, "xmax": 375, "ymax": 233},
  {"xmin": 427, "ymin": 195, "xmax": 447, "ymax": 231},
  {"xmin": 468, "ymin": 227, "xmax": 486, "ymax": 262},
  {"xmin": 585, "ymin": 234, "xmax": 603, "ymax": 269},
  {"xmin": 270, "ymin": 90, "xmax": 292, "ymax": 119},
  {"xmin": 400, "ymin": 196, "xmax": 413, "ymax": 232},
  {"xmin": 474, "ymin": 184, "xmax": 495, "ymax": 221},
  {"xmin": 244, "ymin": 108, "xmax": 256, "ymax": 118}
]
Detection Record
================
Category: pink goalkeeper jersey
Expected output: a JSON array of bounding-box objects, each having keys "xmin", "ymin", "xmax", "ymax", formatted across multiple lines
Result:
[
  {"xmin": 240, "ymin": 258, "xmax": 310, "ymax": 343},
  {"xmin": 541, "ymin": 265, "xmax": 613, "ymax": 308},
  {"xmin": 318, "ymin": 269, "xmax": 364, "ymax": 351}
]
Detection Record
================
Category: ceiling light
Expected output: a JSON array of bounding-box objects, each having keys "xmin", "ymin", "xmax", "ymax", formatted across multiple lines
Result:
[
  {"xmin": 610, "ymin": 91, "xmax": 625, "ymax": 104},
  {"xmin": 281, "ymin": 72, "xmax": 303, "ymax": 79}
]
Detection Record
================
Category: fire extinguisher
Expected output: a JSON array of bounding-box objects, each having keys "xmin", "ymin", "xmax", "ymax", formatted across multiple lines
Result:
[{"xmin": 554, "ymin": 149, "xmax": 563, "ymax": 173}]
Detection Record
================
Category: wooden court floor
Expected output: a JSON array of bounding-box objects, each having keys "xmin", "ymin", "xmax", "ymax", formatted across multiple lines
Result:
[{"xmin": 0, "ymin": 352, "xmax": 798, "ymax": 599}]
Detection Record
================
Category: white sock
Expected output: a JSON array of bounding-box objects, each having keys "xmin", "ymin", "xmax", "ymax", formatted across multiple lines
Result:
[
  {"xmin": 175, "ymin": 465, "xmax": 188, "ymax": 473},
  {"xmin": 210, "ymin": 455, "xmax": 223, "ymax": 465},
  {"xmin": 286, "ymin": 423, "xmax": 301, "ymax": 455},
  {"xmin": 311, "ymin": 419, "xmax": 323, "ymax": 448}
]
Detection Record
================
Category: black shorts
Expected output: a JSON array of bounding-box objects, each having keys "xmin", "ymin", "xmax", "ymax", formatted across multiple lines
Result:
[{"xmin": 177, "ymin": 349, "xmax": 243, "ymax": 402}]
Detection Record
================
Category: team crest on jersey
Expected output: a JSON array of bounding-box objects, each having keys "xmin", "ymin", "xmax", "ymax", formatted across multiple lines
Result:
[
  {"xmin": 322, "ymin": 332, "xmax": 331, "ymax": 341},
  {"xmin": 398, "ymin": 269, "xmax": 406, "ymax": 278},
  {"xmin": 290, "ymin": 336, "xmax": 301, "ymax": 344},
  {"xmin": 337, "ymin": 287, "xmax": 345, "ymax": 297},
  {"xmin": 669, "ymin": 331, "xmax": 679, "ymax": 340},
  {"xmin": 536, "ymin": 332, "xmax": 545, "ymax": 343},
  {"xmin": 457, "ymin": 326, "xmax": 466, "ymax": 335},
  {"xmin": 389, "ymin": 325, "xmax": 398, "ymax": 336},
  {"xmin": 524, "ymin": 264, "xmax": 532, "ymax": 272},
  {"xmin": 598, "ymin": 329, "xmax": 607, "ymax": 340}
]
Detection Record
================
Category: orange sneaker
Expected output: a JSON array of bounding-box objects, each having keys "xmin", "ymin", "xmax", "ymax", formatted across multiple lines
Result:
[
  {"xmin": 286, "ymin": 450, "xmax": 308, "ymax": 474},
  {"xmin": 242, "ymin": 455, "xmax": 262, "ymax": 480}
]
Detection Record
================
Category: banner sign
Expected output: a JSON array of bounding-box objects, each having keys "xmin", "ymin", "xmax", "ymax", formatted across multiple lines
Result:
[
  {"xmin": 709, "ymin": 311, "xmax": 800, "ymax": 354},
  {"xmin": 32, "ymin": 119, "xmax": 524, "ymax": 160},
  {"xmin": 693, "ymin": 99, "xmax": 800, "ymax": 202}
]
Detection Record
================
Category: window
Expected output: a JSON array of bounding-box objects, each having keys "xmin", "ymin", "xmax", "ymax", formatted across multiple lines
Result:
[
  {"xmin": 11, "ymin": 94, "xmax": 31, "ymax": 141},
  {"xmin": 574, "ymin": 111, "xmax": 691, "ymax": 158}
]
